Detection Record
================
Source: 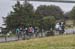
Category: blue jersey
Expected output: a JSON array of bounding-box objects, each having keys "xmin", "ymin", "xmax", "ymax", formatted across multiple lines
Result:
[{"xmin": 16, "ymin": 28, "xmax": 20, "ymax": 33}]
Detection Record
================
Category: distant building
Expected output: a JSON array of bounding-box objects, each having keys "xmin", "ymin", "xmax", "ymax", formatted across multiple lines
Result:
[
  {"xmin": 0, "ymin": 24, "xmax": 7, "ymax": 34},
  {"xmin": 0, "ymin": 28, "xmax": 1, "ymax": 33},
  {"xmin": 0, "ymin": 27, "xmax": 2, "ymax": 34}
]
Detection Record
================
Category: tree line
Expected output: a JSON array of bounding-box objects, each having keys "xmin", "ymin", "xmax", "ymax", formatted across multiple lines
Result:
[{"xmin": 3, "ymin": 1, "xmax": 75, "ymax": 33}]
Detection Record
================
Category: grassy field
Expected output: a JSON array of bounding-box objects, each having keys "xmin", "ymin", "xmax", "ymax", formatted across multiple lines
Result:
[{"xmin": 0, "ymin": 34, "xmax": 75, "ymax": 49}]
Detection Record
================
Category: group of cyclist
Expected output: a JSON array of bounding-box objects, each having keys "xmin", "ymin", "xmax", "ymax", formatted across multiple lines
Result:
[
  {"xmin": 55, "ymin": 21, "xmax": 65, "ymax": 35},
  {"xmin": 16, "ymin": 25, "xmax": 39, "ymax": 40},
  {"xmin": 16, "ymin": 21, "xmax": 65, "ymax": 40}
]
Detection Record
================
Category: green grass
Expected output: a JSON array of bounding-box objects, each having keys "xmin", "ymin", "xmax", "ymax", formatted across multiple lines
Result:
[{"xmin": 0, "ymin": 34, "xmax": 75, "ymax": 49}]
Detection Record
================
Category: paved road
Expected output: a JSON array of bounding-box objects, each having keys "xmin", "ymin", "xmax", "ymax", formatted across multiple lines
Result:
[
  {"xmin": 0, "ymin": 29, "xmax": 75, "ymax": 43},
  {"xmin": 64, "ymin": 29, "xmax": 75, "ymax": 34},
  {"xmin": 0, "ymin": 36, "xmax": 18, "ymax": 42}
]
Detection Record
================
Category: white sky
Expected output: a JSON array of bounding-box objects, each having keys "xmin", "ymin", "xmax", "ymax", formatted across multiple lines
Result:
[{"xmin": 0, "ymin": 0, "xmax": 75, "ymax": 27}]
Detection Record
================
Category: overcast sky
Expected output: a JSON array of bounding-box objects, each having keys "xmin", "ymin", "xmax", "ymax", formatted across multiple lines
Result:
[{"xmin": 0, "ymin": 0, "xmax": 75, "ymax": 27}]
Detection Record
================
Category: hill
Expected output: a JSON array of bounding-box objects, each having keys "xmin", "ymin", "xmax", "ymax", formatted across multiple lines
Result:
[{"xmin": 0, "ymin": 34, "xmax": 75, "ymax": 49}]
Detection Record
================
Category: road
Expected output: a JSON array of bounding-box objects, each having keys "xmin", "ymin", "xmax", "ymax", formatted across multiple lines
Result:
[
  {"xmin": 64, "ymin": 29, "xmax": 75, "ymax": 34},
  {"xmin": 0, "ymin": 36, "xmax": 18, "ymax": 42},
  {"xmin": 0, "ymin": 29, "xmax": 75, "ymax": 43}
]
